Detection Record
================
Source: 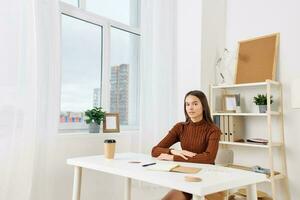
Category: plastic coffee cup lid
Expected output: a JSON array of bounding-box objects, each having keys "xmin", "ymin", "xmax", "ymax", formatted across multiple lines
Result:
[{"xmin": 104, "ymin": 139, "xmax": 116, "ymax": 143}]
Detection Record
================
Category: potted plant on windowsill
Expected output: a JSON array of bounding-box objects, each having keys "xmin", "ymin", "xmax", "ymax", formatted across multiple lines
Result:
[
  {"xmin": 85, "ymin": 107, "xmax": 105, "ymax": 133},
  {"xmin": 253, "ymin": 94, "xmax": 273, "ymax": 113}
]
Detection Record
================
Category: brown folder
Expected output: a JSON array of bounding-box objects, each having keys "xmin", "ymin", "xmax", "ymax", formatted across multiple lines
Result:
[
  {"xmin": 171, "ymin": 166, "xmax": 201, "ymax": 174},
  {"xmin": 224, "ymin": 115, "xmax": 229, "ymax": 141},
  {"xmin": 220, "ymin": 115, "xmax": 225, "ymax": 141},
  {"xmin": 228, "ymin": 116, "xmax": 244, "ymax": 142}
]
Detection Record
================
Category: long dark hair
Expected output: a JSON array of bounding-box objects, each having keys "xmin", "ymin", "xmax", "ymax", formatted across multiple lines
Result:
[{"xmin": 184, "ymin": 90, "xmax": 213, "ymax": 124}]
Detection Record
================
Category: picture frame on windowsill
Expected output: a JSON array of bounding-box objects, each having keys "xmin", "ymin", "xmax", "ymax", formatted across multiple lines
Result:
[{"xmin": 103, "ymin": 113, "xmax": 120, "ymax": 133}]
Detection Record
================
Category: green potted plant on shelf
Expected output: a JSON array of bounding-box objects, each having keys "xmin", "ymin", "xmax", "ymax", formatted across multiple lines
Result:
[
  {"xmin": 85, "ymin": 107, "xmax": 105, "ymax": 133},
  {"xmin": 253, "ymin": 94, "xmax": 273, "ymax": 113}
]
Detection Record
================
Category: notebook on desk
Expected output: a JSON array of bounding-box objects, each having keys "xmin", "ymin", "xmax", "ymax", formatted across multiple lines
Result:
[
  {"xmin": 172, "ymin": 166, "xmax": 201, "ymax": 174},
  {"xmin": 147, "ymin": 163, "xmax": 201, "ymax": 174},
  {"xmin": 146, "ymin": 163, "xmax": 179, "ymax": 172}
]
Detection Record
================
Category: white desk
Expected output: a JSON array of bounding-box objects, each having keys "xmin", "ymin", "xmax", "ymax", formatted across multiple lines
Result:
[{"xmin": 67, "ymin": 152, "xmax": 267, "ymax": 200}]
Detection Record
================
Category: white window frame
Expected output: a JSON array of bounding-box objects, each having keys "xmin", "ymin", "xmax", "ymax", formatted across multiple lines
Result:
[{"xmin": 59, "ymin": 1, "xmax": 141, "ymax": 132}]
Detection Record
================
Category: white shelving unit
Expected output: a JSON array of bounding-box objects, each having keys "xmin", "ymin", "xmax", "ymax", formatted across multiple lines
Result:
[
  {"xmin": 210, "ymin": 80, "xmax": 290, "ymax": 200},
  {"xmin": 212, "ymin": 112, "xmax": 280, "ymax": 116},
  {"xmin": 219, "ymin": 141, "xmax": 283, "ymax": 148}
]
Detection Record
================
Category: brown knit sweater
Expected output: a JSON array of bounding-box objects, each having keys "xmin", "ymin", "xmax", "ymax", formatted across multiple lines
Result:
[{"xmin": 151, "ymin": 119, "xmax": 221, "ymax": 164}]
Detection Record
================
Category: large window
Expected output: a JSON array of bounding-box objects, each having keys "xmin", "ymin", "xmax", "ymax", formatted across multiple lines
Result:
[
  {"xmin": 59, "ymin": 1, "xmax": 140, "ymax": 133},
  {"xmin": 86, "ymin": 0, "xmax": 139, "ymax": 27},
  {"xmin": 110, "ymin": 28, "xmax": 139, "ymax": 127},
  {"xmin": 61, "ymin": 0, "xmax": 78, "ymax": 7}
]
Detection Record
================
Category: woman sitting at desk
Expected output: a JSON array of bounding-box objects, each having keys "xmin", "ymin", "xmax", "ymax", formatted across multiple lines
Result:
[{"xmin": 151, "ymin": 90, "xmax": 222, "ymax": 200}]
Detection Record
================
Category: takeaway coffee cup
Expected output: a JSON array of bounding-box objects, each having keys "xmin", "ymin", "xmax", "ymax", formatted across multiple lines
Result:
[{"xmin": 104, "ymin": 139, "xmax": 116, "ymax": 159}]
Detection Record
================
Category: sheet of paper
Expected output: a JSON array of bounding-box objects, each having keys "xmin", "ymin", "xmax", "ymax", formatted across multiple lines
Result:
[
  {"xmin": 106, "ymin": 116, "xmax": 116, "ymax": 129},
  {"xmin": 147, "ymin": 163, "xmax": 180, "ymax": 172}
]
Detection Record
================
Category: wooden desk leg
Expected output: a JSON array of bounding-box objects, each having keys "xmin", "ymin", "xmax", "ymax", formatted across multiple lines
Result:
[
  {"xmin": 72, "ymin": 166, "xmax": 82, "ymax": 200},
  {"xmin": 192, "ymin": 195, "xmax": 205, "ymax": 200},
  {"xmin": 124, "ymin": 177, "xmax": 131, "ymax": 200},
  {"xmin": 246, "ymin": 184, "xmax": 258, "ymax": 200}
]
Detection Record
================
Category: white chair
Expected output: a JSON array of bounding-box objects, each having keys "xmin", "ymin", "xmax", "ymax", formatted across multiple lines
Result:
[{"xmin": 215, "ymin": 149, "xmax": 234, "ymax": 166}]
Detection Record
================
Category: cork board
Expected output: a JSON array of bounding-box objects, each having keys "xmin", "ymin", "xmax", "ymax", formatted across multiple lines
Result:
[{"xmin": 235, "ymin": 33, "xmax": 279, "ymax": 84}]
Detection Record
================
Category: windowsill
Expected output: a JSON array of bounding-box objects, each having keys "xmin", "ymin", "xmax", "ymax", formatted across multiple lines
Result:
[{"xmin": 58, "ymin": 129, "xmax": 139, "ymax": 137}]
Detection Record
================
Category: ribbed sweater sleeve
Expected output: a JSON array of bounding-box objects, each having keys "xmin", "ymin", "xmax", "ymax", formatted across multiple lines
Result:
[
  {"xmin": 173, "ymin": 126, "xmax": 220, "ymax": 164},
  {"xmin": 151, "ymin": 120, "xmax": 221, "ymax": 164},
  {"xmin": 151, "ymin": 123, "xmax": 182, "ymax": 157}
]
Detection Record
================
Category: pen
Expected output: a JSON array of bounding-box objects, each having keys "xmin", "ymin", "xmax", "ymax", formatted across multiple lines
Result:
[{"xmin": 142, "ymin": 162, "xmax": 156, "ymax": 167}]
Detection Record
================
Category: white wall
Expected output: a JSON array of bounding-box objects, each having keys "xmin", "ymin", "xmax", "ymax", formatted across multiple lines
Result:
[
  {"xmin": 201, "ymin": 0, "xmax": 227, "ymax": 95},
  {"xmin": 225, "ymin": 1, "xmax": 300, "ymax": 199},
  {"xmin": 42, "ymin": 133, "xmax": 136, "ymax": 200},
  {"xmin": 175, "ymin": 0, "xmax": 202, "ymax": 121},
  {"xmin": 175, "ymin": 0, "xmax": 226, "ymax": 120}
]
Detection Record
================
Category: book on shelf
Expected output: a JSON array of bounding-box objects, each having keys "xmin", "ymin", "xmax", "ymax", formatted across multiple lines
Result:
[
  {"xmin": 246, "ymin": 138, "xmax": 268, "ymax": 145},
  {"xmin": 213, "ymin": 116, "xmax": 225, "ymax": 141},
  {"xmin": 213, "ymin": 115, "xmax": 221, "ymax": 127}
]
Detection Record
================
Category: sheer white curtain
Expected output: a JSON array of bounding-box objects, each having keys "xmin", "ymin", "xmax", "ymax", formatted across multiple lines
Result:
[
  {"xmin": 0, "ymin": 0, "xmax": 60, "ymax": 200},
  {"xmin": 139, "ymin": 0, "xmax": 178, "ymax": 153}
]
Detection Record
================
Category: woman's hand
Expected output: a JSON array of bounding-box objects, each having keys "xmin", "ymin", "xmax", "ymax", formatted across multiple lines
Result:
[
  {"xmin": 157, "ymin": 153, "xmax": 174, "ymax": 161},
  {"xmin": 170, "ymin": 149, "xmax": 196, "ymax": 160}
]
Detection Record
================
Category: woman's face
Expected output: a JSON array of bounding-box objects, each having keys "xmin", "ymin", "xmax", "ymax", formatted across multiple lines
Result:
[{"xmin": 185, "ymin": 95, "xmax": 203, "ymax": 122}]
